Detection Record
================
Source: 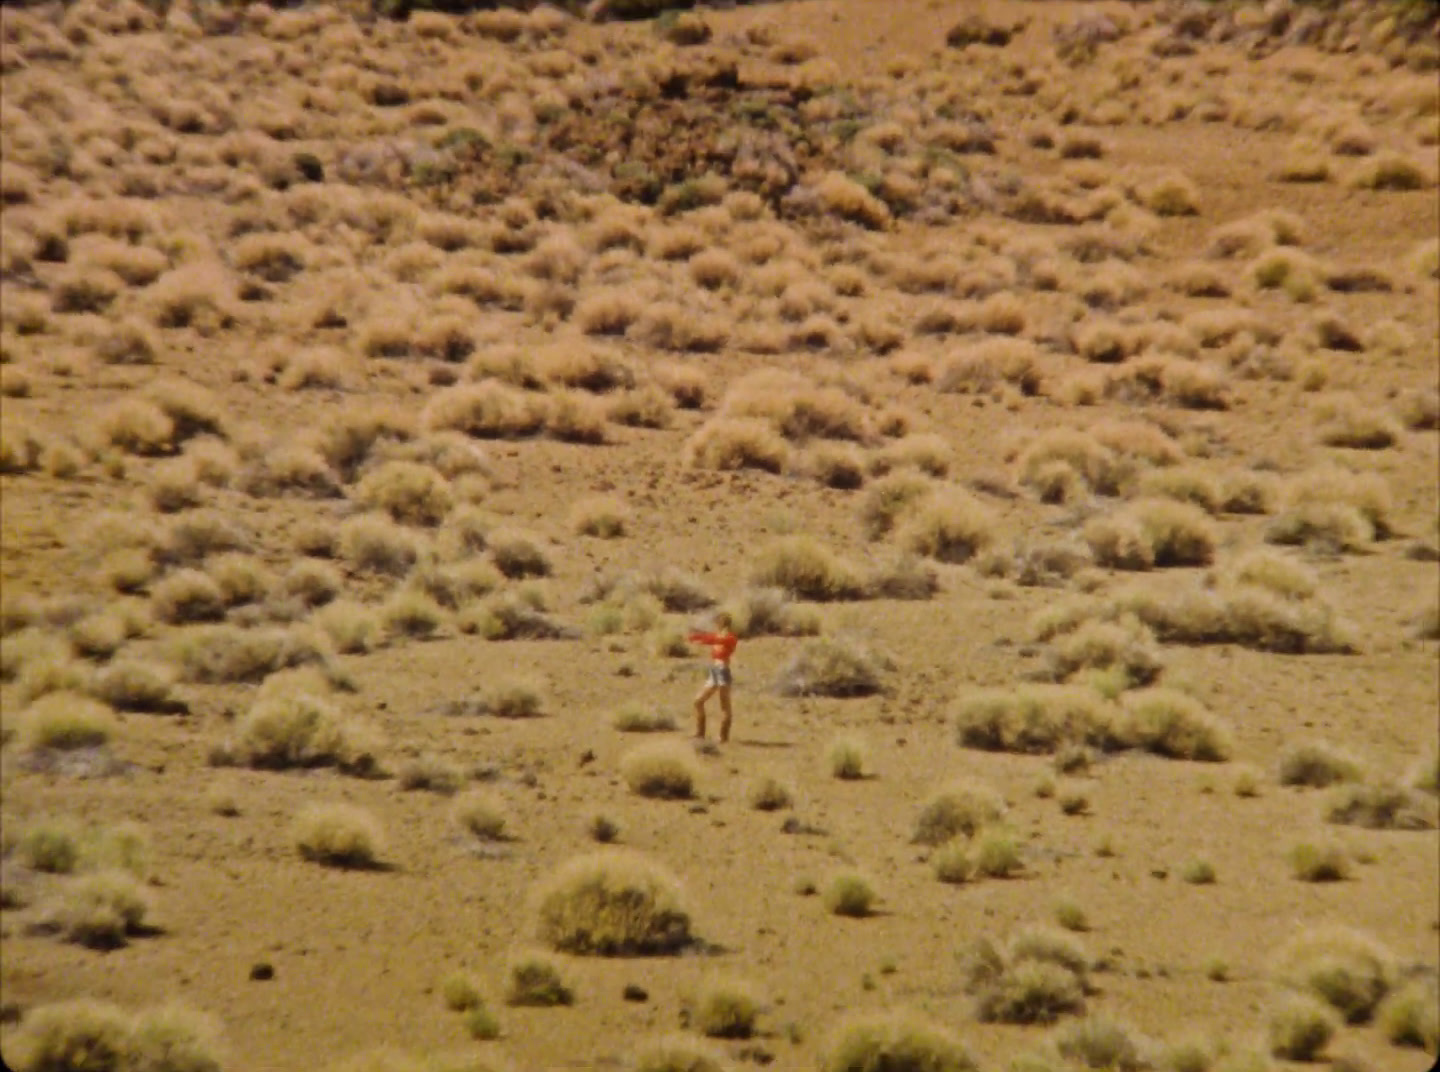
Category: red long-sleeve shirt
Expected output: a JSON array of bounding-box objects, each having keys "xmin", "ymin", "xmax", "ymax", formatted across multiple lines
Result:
[{"xmin": 689, "ymin": 630, "xmax": 738, "ymax": 665}]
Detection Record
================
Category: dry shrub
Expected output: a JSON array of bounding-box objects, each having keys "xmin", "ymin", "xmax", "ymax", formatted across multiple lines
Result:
[
  {"xmin": 632, "ymin": 1036, "xmax": 732, "ymax": 1072},
  {"xmin": 1288, "ymin": 841, "xmax": 1351, "ymax": 883},
  {"xmin": 1278, "ymin": 741, "xmax": 1364, "ymax": 788},
  {"xmin": 1046, "ymin": 615, "xmax": 1164, "ymax": 689},
  {"xmin": 683, "ymin": 418, "xmax": 789, "ymax": 473},
  {"xmin": 380, "ymin": 589, "xmax": 446, "ymax": 640},
  {"xmin": 750, "ymin": 536, "xmax": 865, "ymax": 601},
  {"xmin": 151, "ymin": 569, "xmax": 227, "ymax": 624},
  {"xmin": 147, "ymin": 262, "xmax": 237, "ymax": 334},
  {"xmin": 487, "ymin": 530, "xmax": 550, "ymax": 579},
  {"xmin": 725, "ymin": 587, "xmax": 821, "ymax": 638},
  {"xmin": 535, "ymin": 849, "xmax": 693, "ymax": 955},
  {"xmin": 1268, "ymin": 468, "xmax": 1392, "ymax": 549},
  {"xmin": 897, "ymin": 488, "xmax": 996, "ymax": 563},
  {"xmin": 230, "ymin": 691, "xmax": 381, "ymax": 775},
  {"xmin": 1137, "ymin": 467, "xmax": 1223, "ymax": 514},
  {"xmin": 452, "ymin": 789, "xmax": 508, "ymax": 843},
  {"xmin": 721, "ymin": 370, "xmax": 872, "ymax": 443},
  {"xmin": 937, "ymin": 338, "xmax": 1041, "ymax": 396},
  {"xmin": 622, "ymin": 740, "xmax": 700, "ymax": 800},
  {"xmin": 1315, "ymin": 395, "xmax": 1402, "ymax": 450},
  {"xmin": 799, "ymin": 442, "xmax": 867, "ymax": 489},
  {"xmin": 1085, "ymin": 500, "xmax": 1216, "ymax": 570},
  {"xmin": 1121, "ymin": 688, "xmax": 1231, "ymax": 761},
  {"xmin": 1055, "ymin": 1016, "xmax": 1147, "ymax": 1072},
  {"xmin": 865, "ymin": 552, "xmax": 940, "ymax": 601},
  {"xmin": 355, "ymin": 461, "xmax": 453, "ymax": 526},
  {"xmin": 1376, "ymin": 977, "xmax": 1439, "ymax": 1052},
  {"xmin": 954, "ymin": 685, "xmax": 1126, "ymax": 755},
  {"xmin": 1347, "ymin": 151, "xmax": 1431, "ymax": 191},
  {"xmin": 99, "ymin": 397, "xmax": 176, "ymax": 456},
  {"xmin": 461, "ymin": 591, "xmax": 568, "ymax": 641},
  {"xmin": 424, "ymin": 381, "xmax": 548, "ymax": 439},
  {"xmin": 913, "ymin": 780, "xmax": 1006, "ymax": 845},
  {"xmin": 90, "ymin": 659, "xmax": 184, "ymax": 714},
  {"xmin": 778, "ymin": 635, "xmax": 888, "ymax": 697},
  {"xmin": 506, "ymin": 951, "xmax": 574, "ymax": 1007},
  {"xmin": 823, "ymin": 871, "xmax": 876, "ymax": 916},
  {"xmin": 293, "ymin": 803, "xmax": 384, "ymax": 868},
  {"xmin": 44, "ymin": 869, "xmax": 153, "ymax": 949},
  {"xmin": 963, "ymin": 928, "xmax": 1089, "ymax": 1024},
  {"xmin": 815, "ymin": 171, "xmax": 891, "ymax": 229},
  {"xmin": 1325, "ymin": 781, "xmax": 1437, "ymax": 831},
  {"xmin": 860, "ymin": 471, "xmax": 936, "ymax": 539},
  {"xmin": 1273, "ymin": 926, "xmax": 1396, "ymax": 1024},
  {"xmin": 339, "ymin": 514, "xmax": 423, "ymax": 576},
  {"xmin": 821, "ymin": 1010, "xmax": 976, "ymax": 1072},
  {"xmin": 5, "ymin": 1000, "xmax": 131, "ymax": 1072},
  {"xmin": 692, "ymin": 975, "xmax": 762, "ymax": 1040},
  {"xmin": 16, "ymin": 692, "xmax": 116, "ymax": 752}
]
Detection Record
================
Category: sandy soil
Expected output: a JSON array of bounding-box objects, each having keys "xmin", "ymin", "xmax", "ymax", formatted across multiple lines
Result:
[{"xmin": 1, "ymin": 1, "xmax": 1437, "ymax": 1070}]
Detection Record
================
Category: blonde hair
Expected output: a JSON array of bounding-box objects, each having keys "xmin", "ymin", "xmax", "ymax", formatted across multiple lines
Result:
[{"xmin": 715, "ymin": 611, "xmax": 733, "ymax": 629}]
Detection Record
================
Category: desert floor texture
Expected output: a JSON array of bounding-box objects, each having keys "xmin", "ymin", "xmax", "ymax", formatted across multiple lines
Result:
[{"xmin": 0, "ymin": 0, "xmax": 1437, "ymax": 1070}]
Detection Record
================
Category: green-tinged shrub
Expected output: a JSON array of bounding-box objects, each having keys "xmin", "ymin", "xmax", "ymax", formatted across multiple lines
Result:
[
  {"xmin": 954, "ymin": 685, "xmax": 1127, "ymax": 755},
  {"xmin": 913, "ymin": 780, "xmax": 1005, "ymax": 845},
  {"xmin": 16, "ymin": 692, "xmax": 116, "ymax": 751},
  {"xmin": 821, "ymin": 1009, "xmax": 978, "ymax": 1072},
  {"xmin": 621, "ymin": 740, "xmax": 699, "ymax": 799},
  {"xmin": 1122, "ymin": 689, "xmax": 1232, "ymax": 761},
  {"xmin": 46, "ymin": 867, "xmax": 153, "ymax": 947},
  {"xmin": 441, "ymin": 972, "xmax": 483, "ymax": 1012},
  {"xmin": 1268, "ymin": 994, "xmax": 1337, "ymax": 1060},
  {"xmin": 1274, "ymin": 925, "xmax": 1396, "ymax": 1023},
  {"xmin": 1376, "ymin": 977, "xmax": 1439, "ymax": 1051},
  {"xmin": 823, "ymin": 872, "xmax": 877, "ymax": 918},
  {"xmin": 611, "ymin": 706, "xmax": 676, "ymax": 733},
  {"xmin": 748, "ymin": 776, "xmax": 792, "ymax": 811},
  {"xmin": 632, "ymin": 1036, "xmax": 733, "ymax": 1072},
  {"xmin": 505, "ymin": 951, "xmax": 574, "ymax": 1006},
  {"xmin": 535, "ymin": 850, "xmax": 693, "ymax": 956},
  {"xmin": 749, "ymin": 536, "xmax": 866, "ymax": 601},
  {"xmin": 964, "ymin": 933, "xmax": 1086, "ymax": 1025},
  {"xmin": 127, "ymin": 1003, "xmax": 225, "ymax": 1072},
  {"xmin": 693, "ymin": 976, "xmax": 762, "ymax": 1039},
  {"xmin": 827, "ymin": 735, "xmax": 869, "ymax": 780},
  {"xmin": 293, "ymin": 803, "xmax": 385, "ymax": 868},
  {"xmin": 452, "ymin": 790, "xmax": 508, "ymax": 842},
  {"xmin": 1055, "ymin": 1015, "xmax": 1147, "ymax": 1070},
  {"xmin": 1289, "ymin": 841, "xmax": 1351, "ymax": 882},
  {"xmin": 232, "ymin": 691, "xmax": 382, "ymax": 775},
  {"xmin": 1279, "ymin": 741, "xmax": 1364, "ymax": 787},
  {"xmin": 1325, "ymin": 780, "xmax": 1437, "ymax": 830},
  {"xmin": 5, "ymin": 999, "xmax": 132, "ymax": 1072},
  {"xmin": 779, "ymin": 636, "xmax": 888, "ymax": 697}
]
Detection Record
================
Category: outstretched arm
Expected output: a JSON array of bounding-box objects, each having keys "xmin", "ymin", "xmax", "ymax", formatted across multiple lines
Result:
[{"xmin": 689, "ymin": 631, "xmax": 718, "ymax": 645}]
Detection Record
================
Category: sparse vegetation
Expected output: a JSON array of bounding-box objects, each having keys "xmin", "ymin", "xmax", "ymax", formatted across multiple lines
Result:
[
  {"xmin": 535, "ymin": 850, "xmax": 693, "ymax": 956},
  {"xmin": 622, "ymin": 740, "xmax": 700, "ymax": 799},
  {"xmin": 293, "ymin": 803, "xmax": 385, "ymax": 868},
  {"xmin": 821, "ymin": 1010, "xmax": 977, "ymax": 1072}
]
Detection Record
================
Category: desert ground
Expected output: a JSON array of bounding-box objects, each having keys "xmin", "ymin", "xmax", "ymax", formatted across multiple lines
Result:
[{"xmin": 0, "ymin": 0, "xmax": 1437, "ymax": 1070}]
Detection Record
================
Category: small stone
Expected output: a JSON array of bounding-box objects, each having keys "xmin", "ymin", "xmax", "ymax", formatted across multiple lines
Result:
[
  {"xmin": 622, "ymin": 983, "xmax": 648, "ymax": 1003},
  {"xmin": 249, "ymin": 962, "xmax": 275, "ymax": 981}
]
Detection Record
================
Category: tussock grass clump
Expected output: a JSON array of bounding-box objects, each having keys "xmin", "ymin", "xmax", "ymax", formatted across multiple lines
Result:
[
  {"xmin": 452, "ymin": 790, "xmax": 508, "ymax": 843},
  {"xmin": 293, "ymin": 803, "xmax": 384, "ymax": 869},
  {"xmin": 823, "ymin": 872, "xmax": 877, "ymax": 917},
  {"xmin": 1315, "ymin": 396, "xmax": 1403, "ymax": 450},
  {"xmin": 398, "ymin": 753, "xmax": 462, "ymax": 795},
  {"xmin": 612, "ymin": 706, "xmax": 677, "ymax": 733},
  {"xmin": 860, "ymin": 471, "xmax": 936, "ymax": 539},
  {"xmin": 1122, "ymin": 689, "xmax": 1232, "ymax": 762},
  {"xmin": 821, "ymin": 1010, "xmax": 977, "ymax": 1072},
  {"xmin": 571, "ymin": 495, "xmax": 630, "ymax": 538},
  {"xmin": 45, "ymin": 868, "xmax": 154, "ymax": 948},
  {"xmin": 1288, "ymin": 841, "xmax": 1350, "ymax": 882},
  {"xmin": 380, "ymin": 588, "xmax": 447, "ymax": 639},
  {"xmin": 506, "ymin": 951, "xmax": 574, "ymax": 1007},
  {"xmin": 423, "ymin": 381, "xmax": 548, "ymax": 439},
  {"xmin": 750, "ymin": 536, "xmax": 866, "ymax": 601},
  {"xmin": 726, "ymin": 587, "xmax": 820, "ymax": 638},
  {"xmin": 1278, "ymin": 741, "xmax": 1364, "ymax": 788},
  {"xmin": 913, "ymin": 780, "xmax": 1006, "ymax": 845},
  {"xmin": 748, "ymin": 776, "xmax": 792, "ymax": 811},
  {"xmin": 827, "ymin": 734, "xmax": 869, "ymax": 780},
  {"xmin": 152, "ymin": 569, "xmax": 227, "ymax": 624},
  {"xmin": 1055, "ymin": 1016, "xmax": 1147, "ymax": 1072},
  {"xmin": 896, "ymin": 488, "xmax": 996, "ymax": 564},
  {"xmin": 693, "ymin": 975, "xmax": 762, "ymax": 1039},
  {"xmin": 15, "ymin": 692, "xmax": 116, "ymax": 752},
  {"xmin": 488, "ymin": 530, "xmax": 551, "ymax": 579},
  {"xmin": 1325, "ymin": 780, "xmax": 1437, "ymax": 830},
  {"xmin": 954, "ymin": 685, "xmax": 1126, "ymax": 755},
  {"xmin": 355, "ymin": 461, "xmax": 453, "ymax": 526},
  {"xmin": 535, "ymin": 849, "xmax": 693, "ymax": 956},
  {"xmin": 1348, "ymin": 151, "xmax": 1431, "ymax": 191},
  {"xmin": 684, "ymin": 418, "xmax": 790, "ymax": 474},
  {"xmin": 461, "ymin": 591, "xmax": 568, "ymax": 641},
  {"xmin": 1376, "ymin": 977, "xmax": 1439, "ymax": 1051},
  {"xmin": 231, "ymin": 691, "xmax": 381, "ymax": 775},
  {"xmin": 779, "ymin": 636, "xmax": 888, "ymax": 697},
  {"xmin": 7, "ymin": 999, "xmax": 225, "ymax": 1072},
  {"xmin": 1045, "ymin": 616, "xmax": 1164, "ymax": 690},
  {"xmin": 632, "ymin": 1036, "xmax": 733, "ymax": 1072},
  {"xmin": 1230, "ymin": 550, "xmax": 1316, "ymax": 601},
  {"xmin": 1085, "ymin": 500, "xmax": 1216, "ymax": 570},
  {"xmin": 1274, "ymin": 926, "xmax": 1396, "ymax": 1023},
  {"xmin": 621, "ymin": 740, "xmax": 700, "ymax": 799},
  {"xmin": 963, "ymin": 928, "xmax": 1089, "ymax": 1024},
  {"xmin": 441, "ymin": 972, "xmax": 483, "ymax": 1013},
  {"xmin": 339, "ymin": 515, "xmax": 423, "ymax": 577},
  {"xmin": 1268, "ymin": 994, "xmax": 1337, "ymax": 1060}
]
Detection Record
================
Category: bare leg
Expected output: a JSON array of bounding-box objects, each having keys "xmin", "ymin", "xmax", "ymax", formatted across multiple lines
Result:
[
  {"xmin": 693, "ymin": 684, "xmax": 717, "ymax": 739},
  {"xmin": 718, "ymin": 685, "xmax": 733, "ymax": 743}
]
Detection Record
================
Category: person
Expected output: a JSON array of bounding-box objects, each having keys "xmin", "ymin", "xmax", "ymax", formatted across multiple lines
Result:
[{"xmin": 688, "ymin": 612, "xmax": 738, "ymax": 743}]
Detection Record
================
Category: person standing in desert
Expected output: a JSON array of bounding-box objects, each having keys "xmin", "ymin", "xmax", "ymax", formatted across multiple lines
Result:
[{"xmin": 689, "ymin": 612, "xmax": 738, "ymax": 743}]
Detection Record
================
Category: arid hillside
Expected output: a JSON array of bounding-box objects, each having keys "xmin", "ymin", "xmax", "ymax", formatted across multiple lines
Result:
[{"xmin": 0, "ymin": 1, "xmax": 1437, "ymax": 1071}]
